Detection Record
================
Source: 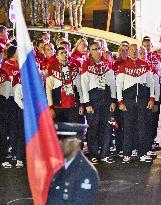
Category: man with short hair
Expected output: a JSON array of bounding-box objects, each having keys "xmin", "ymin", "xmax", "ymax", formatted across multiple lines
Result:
[
  {"xmin": 81, "ymin": 40, "xmax": 116, "ymax": 163},
  {"xmin": 46, "ymin": 47, "xmax": 84, "ymax": 123},
  {"xmin": 116, "ymin": 44, "xmax": 155, "ymax": 163},
  {"xmin": 46, "ymin": 122, "xmax": 99, "ymax": 205}
]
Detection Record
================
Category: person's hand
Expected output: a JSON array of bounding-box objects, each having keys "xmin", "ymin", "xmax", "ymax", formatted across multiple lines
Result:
[
  {"xmin": 147, "ymin": 100, "xmax": 154, "ymax": 109},
  {"xmin": 86, "ymin": 106, "xmax": 94, "ymax": 114},
  {"xmin": 110, "ymin": 103, "xmax": 116, "ymax": 112},
  {"xmin": 119, "ymin": 104, "xmax": 127, "ymax": 111},
  {"xmin": 50, "ymin": 108, "xmax": 56, "ymax": 118},
  {"xmin": 79, "ymin": 105, "xmax": 84, "ymax": 115}
]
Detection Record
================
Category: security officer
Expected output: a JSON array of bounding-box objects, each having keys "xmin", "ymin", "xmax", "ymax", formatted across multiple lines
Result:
[{"xmin": 46, "ymin": 122, "xmax": 99, "ymax": 205}]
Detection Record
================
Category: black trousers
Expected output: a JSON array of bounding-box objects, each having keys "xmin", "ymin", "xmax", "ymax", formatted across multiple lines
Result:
[
  {"xmin": 6, "ymin": 97, "xmax": 19, "ymax": 156},
  {"xmin": 146, "ymin": 105, "xmax": 160, "ymax": 151},
  {"xmin": 86, "ymin": 89, "xmax": 112, "ymax": 159},
  {"xmin": 123, "ymin": 98, "xmax": 149, "ymax": 157},
  {"xmin": 114, "ymin": 105, "xmax": 124, "ymax": 153},
  {"xmin": 0, "ymin": 95, "xmax": 8, "ymax": 163},
  {"xmin": 55, "ymin": 107, "xmax": 84, "ymax": 123},
  {"xmin": 16, "ymin": 108, "xmax": 25, "ymax": 161}
]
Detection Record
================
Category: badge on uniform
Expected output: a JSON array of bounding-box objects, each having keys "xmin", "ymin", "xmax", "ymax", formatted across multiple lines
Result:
[
  {"xmin": 64, "ymin": 84, "xmax": 74, "ymax": 96},
  {"xmin": 97, "ymin": 76, "xmax": 106, "ymax": 89},
  {"xmin": 81, "ymin": 179, "xmax": 91, "ymax": 190}
]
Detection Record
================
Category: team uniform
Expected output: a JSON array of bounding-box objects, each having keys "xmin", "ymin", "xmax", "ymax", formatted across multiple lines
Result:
[
  {"xmin": 146, "ymin": 52, "xmax": 161, "ymax": 151},
  {"xmin": 2, "ymin": 59, "xmax": 20, "ymax": 159},
  {"xmin": 112, "ymin": 57, "xmax": 128, "ymax": 154},
  {"xmin": 81, "ymin": 57, "xmax": 116, "ymax": 160},
  {"xmin": 46, "ymin": 57, "xmax": 83, "ymax": 123},
  {"xmin": 116, "ymin": 58, "xmax": 155, "ymax": 159},
  {"xmin": 46, "ymin": 151, "xmax": 99, "ymax": 205}
]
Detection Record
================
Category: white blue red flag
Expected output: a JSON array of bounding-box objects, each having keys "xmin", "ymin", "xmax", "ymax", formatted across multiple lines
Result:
[{"xmin": 15, "ymin": 1, "xmax": 64, "ymax": 205}]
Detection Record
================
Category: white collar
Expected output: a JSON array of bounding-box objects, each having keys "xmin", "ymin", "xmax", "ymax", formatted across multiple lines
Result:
[{"xmin": 64, "ymin": 157, "xmax": 75, "ymax": 170}]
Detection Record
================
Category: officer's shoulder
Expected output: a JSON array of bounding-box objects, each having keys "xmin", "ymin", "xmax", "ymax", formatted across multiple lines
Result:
[{"xmin": 78, "ymin": 153, "xmax": 98, "ymax": 174}]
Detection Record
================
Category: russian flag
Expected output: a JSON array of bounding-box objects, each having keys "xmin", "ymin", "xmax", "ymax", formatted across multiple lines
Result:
[{"xmin": 15, "ymin": 1, "xmax": 64, "ymax": 205}]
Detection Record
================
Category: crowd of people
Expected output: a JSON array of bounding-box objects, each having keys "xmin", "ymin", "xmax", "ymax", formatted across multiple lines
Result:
[
  {"xmin": 0, "ymin": 23, "xmax": 161, "ymax": 169},
  {"xmin": 0, "ymin": 0, "xmax": 86, "ymax": 29}
]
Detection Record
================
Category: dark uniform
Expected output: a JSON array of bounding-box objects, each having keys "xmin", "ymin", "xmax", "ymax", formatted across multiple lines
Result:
[{"xmin": 46, "ymin": 122, "xmax": 100, "ymax": 205}]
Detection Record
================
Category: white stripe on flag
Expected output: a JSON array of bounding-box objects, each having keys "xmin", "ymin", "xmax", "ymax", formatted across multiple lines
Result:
[{"xmin": 16, "ymin": 0, "xmax": 32, "ymax": 68}]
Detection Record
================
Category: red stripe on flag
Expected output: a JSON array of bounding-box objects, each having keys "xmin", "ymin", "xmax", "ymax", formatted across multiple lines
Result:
[{"xmin": 26, "ymin": 108, "xmax": 64, "ymax": 205}]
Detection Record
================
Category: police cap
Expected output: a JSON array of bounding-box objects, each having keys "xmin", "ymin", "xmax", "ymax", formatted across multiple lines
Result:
[{"xmin": 55, "ymin": 122, "xmax": 88, "ymax": 140}]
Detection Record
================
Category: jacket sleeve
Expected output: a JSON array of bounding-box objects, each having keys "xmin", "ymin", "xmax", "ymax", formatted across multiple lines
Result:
[
  {"xmin": 46, "ymin": 76, "xmax": 54, "ymax": 106},
  {"xmin": 146, "ymin": 70, "xmax": 155, "ymax": 99},
  {"xmin": 106, "ymin": 69, "xmax": 116, "ymax": 101},
  {"xmin": 153, "ymin": 73, "xmax": 160, "ymax": 102},
  {"xmin": 74, "ymin": 73, "xmax": 84, "ymax": 104},
  {"xmin": 116, "ymin": 73, "xmax": 125, "ymax": 102},
  {"xmin": 81, "ymin": 70, "xmax": 90, "ymax": 106},
  {"xmin": 14, "ymin": 84, "xmax": 23, "ymax": 109}
]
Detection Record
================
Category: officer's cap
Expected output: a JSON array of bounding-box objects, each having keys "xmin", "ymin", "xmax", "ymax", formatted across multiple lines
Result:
[{"xmin": 55, "ymin": 122, "xmax": 88, "ymax": 140}]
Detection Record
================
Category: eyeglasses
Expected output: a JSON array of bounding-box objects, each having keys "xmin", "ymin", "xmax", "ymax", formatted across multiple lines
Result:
[{"xmin": 91, "ymin": 47, "xmax": 101, "ymax": 51}]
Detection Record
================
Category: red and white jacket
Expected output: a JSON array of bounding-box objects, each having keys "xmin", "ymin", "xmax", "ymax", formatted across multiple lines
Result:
[
  {"xmin": 81, "ymin": 57, "xmax": 116, "ymax": 106},
  {"xmin": 71, "ymin": 50, "xmax": 87, "ymax": 67},
  {"xmin": 147, "ymin": 51, "xmax": 161, "ymax": 76},
  {"xmin": 46, "ymin": 57, "xmax": 82, "ymax": 109},
  {"xmin": 0, "ymin": 68, "xmax": 12, "ymax": 99},
  {"xmin": 116, "ymin": 58, "xmax": 154, "ymax": 104}
]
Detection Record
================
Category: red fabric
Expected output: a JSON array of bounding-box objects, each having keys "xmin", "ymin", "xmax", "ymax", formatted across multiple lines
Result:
[
  {"xmin": 81, "ymin": 57, "xmax": 112, "ymax": 75},
  {"xmin": 118, "ymin": 59, "xmax": 150, "ymax": 77},
  {"xmin": 113, "ymin": 57, "xmax": 127, "ymax": 72},
  {"xmin": 2, "ymin": 59, "xmax": 20, "ymax": 86},
  {"xmin": 26, "ymin": 108, "xmax": 64, "ymax": 205},
  {"xmin": 35, "ymin": 51, "xmax": 46, "ymax": 70},
  {"xmin": 0, "ymin": 68, "xmax": 10, "ymax": 83},
  {"xmin": 147, "ymin": 51, "xmax": 161, "ymax": 67},
  {"xmin": 45, "ymin": 55, "xmax": 56, "ymax": 70},
  {"xmin": 0, "ymin": 39, "xmax": 6, "ymax": 54}
]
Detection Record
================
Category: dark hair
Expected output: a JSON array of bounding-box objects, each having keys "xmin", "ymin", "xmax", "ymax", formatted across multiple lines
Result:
[
  {"xmin": 56, "ymin": 47, "xmax": 66, "ymax": 55},
  {"xmin": 7, "ymin": 45, "xmax": 17, "ymax": 59},
  {"xmin": 120, "ymin": 41, "xmax": 130, "ymax": 46},
  {"xmin": 89, "ymin": 40, "xmax": 100, "ymax": 48},
  {"xmin": 36, "ymin": 39, "xmax": 44, "ymax": 48},
  {"xmin": 142, "ymin": 36, "xmax": 151, "ymax": 44},
  {"xmin": 0, "ymin": 25, "xmax": 7, "ymax": 33}
]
